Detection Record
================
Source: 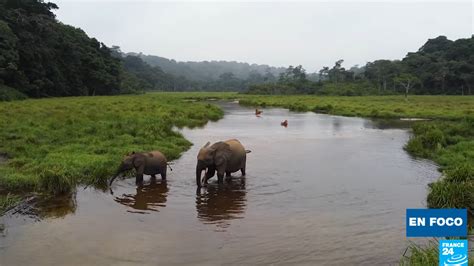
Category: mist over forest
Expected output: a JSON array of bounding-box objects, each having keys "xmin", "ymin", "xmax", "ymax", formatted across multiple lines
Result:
[{"xmin": 1, "ymin": 0, "xmax": 473, "ymax": 100}]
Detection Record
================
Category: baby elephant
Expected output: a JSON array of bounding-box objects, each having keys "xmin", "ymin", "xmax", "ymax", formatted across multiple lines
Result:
[
  {"xmin": 196, "ymin": 139, "xmax": 250, "ymax": 187},
  {"xmin": 109, "ymin": 151, "xmax": 169, "ymax": 186}
]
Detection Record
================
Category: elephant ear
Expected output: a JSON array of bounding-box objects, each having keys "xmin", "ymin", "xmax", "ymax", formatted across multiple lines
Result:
[
  {"xmin": 211, "ymin": 142, "xmax": 232, "ymax": 167},
  {"xmin": 132, "ymin": 153, "xmax": 146, "ymax": 168}
]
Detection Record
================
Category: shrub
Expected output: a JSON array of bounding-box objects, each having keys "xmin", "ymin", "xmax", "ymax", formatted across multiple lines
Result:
[
  {"xmin": 0, "ymin": 85, "xmax": 27, "ymax": 101},
  {"xmin": 312, "ymin": 104, "xmax": 334, "ymax": 114}
]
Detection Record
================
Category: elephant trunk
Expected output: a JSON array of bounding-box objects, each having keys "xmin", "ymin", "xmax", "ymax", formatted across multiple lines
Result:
[
  {"xmin": 109, "ymin": 165, "xmax": 125, "ymax": 186},
  {"xmin": 196, "ymin": 161, "xmax": 206, "ymax": 187}
]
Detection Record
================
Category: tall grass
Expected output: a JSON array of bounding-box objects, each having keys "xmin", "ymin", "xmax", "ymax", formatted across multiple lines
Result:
[
  {"xmin": 237, "ymin": 95, "xmax": 474, "ymax": 120},
  {"xmin": 0, "ymin": 93, "xmax": 223, "ymax": 195},
  {"xmin": 400, "ymin": 242, "xmax": 438, "ymax": 266}
]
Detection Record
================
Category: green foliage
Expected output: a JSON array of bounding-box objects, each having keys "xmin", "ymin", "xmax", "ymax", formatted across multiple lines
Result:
[
  {"xmin": 401, "ymin": 118, "xmax": 474, "ymax": 217},
  {"xmin": 0, "ymin": 85, "xmax": 27, "ymax": 101},
  {"xmin": 427, "ymin": 179, "xmax": 474, "ymax": 209},
  {"xmin": 0, "ymin": 0, "xmax": 123, "ymax": 97},
  {"xmin": 0, "ymin": 93, "xmax": 223, "ymax": 194},
  {"xmin": 244, "ymin": 36, "xmax": 474, "ymax": 96},
  {"xmin": 236, "ymin": 95, "xmax": 474, "ymax": 120},
  {"xmin": 138, "ymin": 53, "xmax": 284, "ymax": 82},
  {"xmin": 318, "ymin": 81, "xmax": 378, "ymax": 96},
  {"xmin": 405, "ymin": 123, "xmax": 446, "ymax": 157},
  {"xmin": 400, "ymin": 242, "xmax": 438, "ymax": 266}
]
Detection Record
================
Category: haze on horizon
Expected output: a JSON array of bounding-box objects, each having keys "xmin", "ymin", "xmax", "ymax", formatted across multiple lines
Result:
[{"xmin": 54, "ymin": 1, "xmax": 473, "ymax": 71}]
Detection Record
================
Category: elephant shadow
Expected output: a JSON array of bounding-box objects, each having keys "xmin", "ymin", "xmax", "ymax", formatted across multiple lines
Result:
[
  {"xmin": 114, "ymin": 179, "xmax": 169, "ymax": 213},
  {"xmin": 195, "ymin": 178, "xmax": 247, "ymax": 229}
]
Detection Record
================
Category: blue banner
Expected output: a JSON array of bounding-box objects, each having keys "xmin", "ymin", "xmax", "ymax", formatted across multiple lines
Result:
[{"xmin": 406, "ymin": 208, "xmax": 467, "ymax": 237}]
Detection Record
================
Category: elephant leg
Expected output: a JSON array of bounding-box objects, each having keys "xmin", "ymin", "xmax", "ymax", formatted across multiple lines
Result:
[
  {"xmin": 136, "ymin": 174, "xmax": 144, "ymax": 185},
  {"xmin": 216, "ymin": 165, "xmax": 226, "ymax": 184},
  {"xmin": 226, "ymin": 171, "xmax": 231, "ymax": 177},
  {"xmin": 161, "ymin": 167, "xmax": 167, "ymax": 180},
  {"xmin": 217, "ymin": 173, "xmax": 224, "ymax": 184},
  {"xmin": 241, "ymin": 167, "xmax": 246, "ymax": 176},
  {"xmin": 136, "ymin": 165, "xmax": 145, "ymax": 185}
]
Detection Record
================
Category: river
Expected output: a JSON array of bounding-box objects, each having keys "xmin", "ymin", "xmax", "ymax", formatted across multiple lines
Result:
[{"xmin": 0, "ymin": 101, "xmax": 439, "ymax": 265}]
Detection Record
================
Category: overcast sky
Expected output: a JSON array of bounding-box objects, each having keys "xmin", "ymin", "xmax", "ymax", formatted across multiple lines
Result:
[{"xmin": 53, "ymin": 1, "xmax": 473, "ymax": 71}]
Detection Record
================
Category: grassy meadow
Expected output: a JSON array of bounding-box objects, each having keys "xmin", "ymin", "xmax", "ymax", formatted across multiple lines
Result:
[
  {"xmin": 0, "ymin": 93, "xmax": 223, "ymax": 207},
  {"xmin": 237, "ymin": 95, "xmax": 474, "ymax": 120}
]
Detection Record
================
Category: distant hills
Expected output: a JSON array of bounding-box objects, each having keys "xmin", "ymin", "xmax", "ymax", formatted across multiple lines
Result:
[{"xmin": 128, "ymin": 53, "xmax": 286, "ymax": 81}]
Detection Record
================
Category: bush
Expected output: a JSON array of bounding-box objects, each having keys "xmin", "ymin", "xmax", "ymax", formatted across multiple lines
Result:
[
  {"xmin": 312, "ymin": 104, "xmax": 334, "ymax": 114},
  {"xmin": 0, "ymin": 85, "xmax": 27, "ymax": 101},
  {"xmin": 288, "ymin": 103, "xmax": 309, "ymax": 112},
  {"xmin": 405, "ymin": 123, "xmax": 446, "ymax": 157}
]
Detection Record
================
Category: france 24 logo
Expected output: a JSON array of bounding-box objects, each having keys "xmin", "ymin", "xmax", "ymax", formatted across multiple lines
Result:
[{"xmin": 439, "ymin": 240, "xmax": 468, "ymax": 266}]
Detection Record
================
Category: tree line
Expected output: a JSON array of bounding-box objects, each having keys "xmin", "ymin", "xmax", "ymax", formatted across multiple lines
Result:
[
  {"xmin": 1, "ymin": 1, "xmax": 472, "ymax": 100},
  {"xmin": 246, "ymin": 36, "xmax": 474, "ymax": 96},
  {"xmin": 0, "ymin": 0, "xmax": 194, "ymax": 100}
]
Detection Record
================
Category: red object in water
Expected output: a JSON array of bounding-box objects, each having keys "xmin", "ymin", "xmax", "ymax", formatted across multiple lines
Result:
[
  {"xmin": 281, "ymin": 120, "xmax": 288, "ymax": 127},
  {"xmin": 255, "ymin": 109, "xmax": 263, "ymax": 116}
]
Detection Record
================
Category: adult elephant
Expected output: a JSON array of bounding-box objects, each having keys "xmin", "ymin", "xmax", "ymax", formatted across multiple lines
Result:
[
  {"xmin": 196, "ymin": 139, "xmax": 250, "ymax": 187},
  {"xmin": 109, "ymin": 151, "xmax": 169, "ymax": 186}
]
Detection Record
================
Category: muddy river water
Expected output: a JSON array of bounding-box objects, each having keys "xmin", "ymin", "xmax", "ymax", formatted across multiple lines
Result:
[{"xmin": 0, "ymin": 102, "xmax": 439, "ymax": 265}]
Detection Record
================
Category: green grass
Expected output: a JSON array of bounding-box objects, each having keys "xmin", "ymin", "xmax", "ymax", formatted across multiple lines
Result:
[
  {"xmin": 236, "ymin": 95, "xmax": 474, "ymax": 120},
  {"xmin": 0, "ymin": 92, "xmax": 223, "ymax": 195},
  {"xmin": 400, "ymin": 242, "xmax": 439, "ymax": 266}
]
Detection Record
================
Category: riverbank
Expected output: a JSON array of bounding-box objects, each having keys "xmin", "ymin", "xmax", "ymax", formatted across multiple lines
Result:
[{"xmin": 0, "ymin": 93, "xmax": 223, "ymax": 212}]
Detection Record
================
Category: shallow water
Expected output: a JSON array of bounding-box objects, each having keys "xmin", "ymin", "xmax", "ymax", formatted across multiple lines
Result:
[{"xmin": 0, "ymin": 102, "xmax": 439, "ymax": 265}]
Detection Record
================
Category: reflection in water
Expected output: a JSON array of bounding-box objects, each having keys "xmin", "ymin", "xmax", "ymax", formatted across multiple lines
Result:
[
  {"xmin": 332, "ymin": 117, "xmax": 342, "ymax": 132},
  {"xmin": 6, "ymin": 192, "xmax": 77, "ymax": 221},
  {"xmin": 114, "ymin": 180, "xmax": 168, "ymax": 213},
  {"xmin": 196, "ymin": 178, "xmax": 247, "ymax": 229}
]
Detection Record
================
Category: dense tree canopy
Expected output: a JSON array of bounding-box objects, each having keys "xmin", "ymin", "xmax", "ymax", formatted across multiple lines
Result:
[
  {"xmin": 0, "ymin": 0, "xmax": 124, "ymax": 97},
  {"xmin": 246, "ymin": 36, "xmax": 474, "ymax": 95},
  {"xmin": 1, "ymin": 1, "xmax": 472, "ymax": 99}
]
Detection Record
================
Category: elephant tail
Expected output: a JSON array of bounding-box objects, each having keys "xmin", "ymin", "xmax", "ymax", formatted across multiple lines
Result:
[
  {"xmin": 167, "ymin": 163, "xmax": 173, "ymax": 171},
  {"xmin": 245, "ymin": 150, "xmax": 251, "ymax": 153}
]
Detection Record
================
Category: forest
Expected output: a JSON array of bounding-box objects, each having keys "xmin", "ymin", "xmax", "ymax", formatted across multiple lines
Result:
[
  {"xmin": 1, "ymin": 0, "xmax": 473, "ymax": 100},
  {"xmin": 247, "ymin": 36, "xmax": 474, "ymax": 96},
  {"xmin": 0, "ymin": 0, "xmax": 188, "ymax": 99}
]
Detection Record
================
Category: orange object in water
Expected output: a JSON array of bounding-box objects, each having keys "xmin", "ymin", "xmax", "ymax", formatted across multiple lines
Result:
[{"xmin": 281, "ymin": 120, "xmax": 288, "ymax": 127}]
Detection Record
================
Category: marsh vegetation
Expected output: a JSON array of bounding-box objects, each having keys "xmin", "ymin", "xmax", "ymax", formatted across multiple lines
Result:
[{"xmin": 0, "ymin": 93, "xmax": 222, "ymax": 209}]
